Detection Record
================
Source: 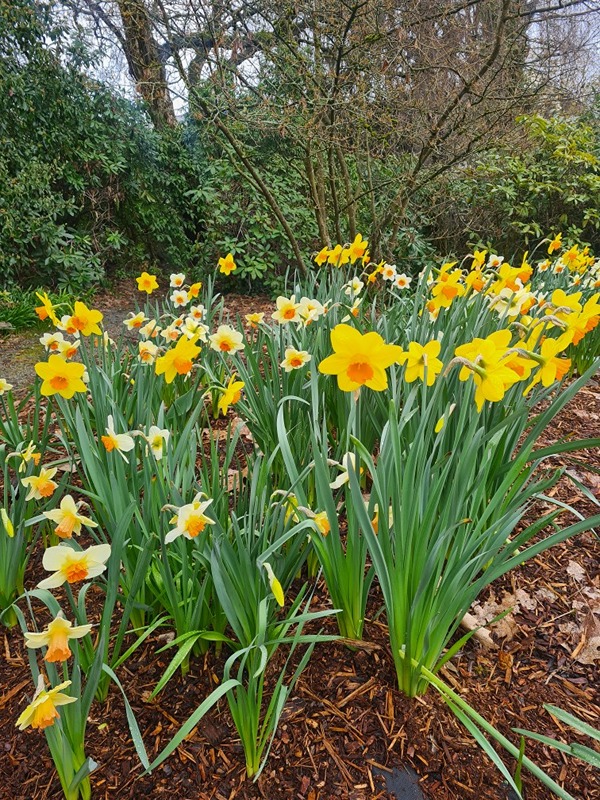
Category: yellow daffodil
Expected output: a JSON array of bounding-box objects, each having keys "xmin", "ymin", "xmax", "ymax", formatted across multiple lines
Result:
[
  {"xmin": 0, "ymin": 377, "xmax": 13, "ymax": 394},
  {"xmin": 313, "ymin": 511, "xmax": 331, "ymax": 536},
  {"xmin": 263, "ymin": 562, "xmax": 284, "ymax": 607},
  {"xmin": 348, "ymin": 234, "xmax": 368, "ymax": 264},
  {"xmin": 319, "ymin": 324, "xmax": 403, "ymax": 392},
  {"xmin": 68, "ymin": 301, "xmax": 103, "ymax": 336},
  {"xmin": 43, "ymin": 494, "xmax": 97, "ymax": 539},
  {"xmin": 136, "ymin": 271, "xmax": 159, "ymax": 294},
  {"xmin": 56, "ymin": 339, "xmax": 80, "ymax": 360},
  {"xmin": 218, "ymin": 253, "xmax": 237, "ymax": 275},
  {"xmin": 524, "ymin": 338, "xmax": 572, "ymax": 393},
  {"xmin": 434, "ymin": 404, "xmax": 456, "ymax": 434},
  {"xmin": 100, "ymin": 415, "xmax": 135, "ymax": 460},
  {"xmin": 455, "ymin": 331, "xmax": 522, "ymax": 411},
  {"xmin": 209, "ymin": 325, "xmax": 245, "ymax": 354},
  {"xmin": 327, "ymin": 244, "xmax": 351, "ymax": 267},
  {"xmin": 314, "ymin": 246, "xmax": 330, "ymax": 266},
  {"xmin": 37, "ymin": 543, "xmax": 111, "ymax": 589},
  {"xmin": 165, "ymin": 495, "xmax": 215, "ymax": 543},
  {"xmin": 35, "ymin": 355, "xmax": 87, "ymax": 399},
  {"xmin": 1, "ymin": 507, "xmax": 14, "ymax": 537},
  {"xmin": 16, "ymin": 677, "xmax": 77, "ymax": 731},
  {"xmin": 398, "ymin": 340, "xmax": 443, "ymax": 386},
  {"xmin": 24, "ymin": 613, "xmax": 92, "ymax": 662},
  {"xmin": 471, "ymin": 249, "xmax": 487, "ymax": 269},
  {"xmin": 547, "ymin": 233, "xmax": 562, "ymax": 254},
  {"xmin": 21, "ymin": 467, "xmax": 58, "ymax": 501},
  {"xmin": 189, "ymin": 281, "xmax": 202, "ymax": 298},
  {"xmin": 272, "ymin": 295, "xmax": 301, "ymax": 324},
  {"xmin": 281, "ymin": 348, "xmax": 311, "ymax": 372},
  {"xmin": 245, "ymin": 312, "xmax": 265, "ymax": 328},
  {"xmin": 155, "ymin": 334, "xmax": 201, "ymax": 383},
  {"xmin": 218, "ymin": 375, "xmax": 245, "ymax": 416},
  {"xmin": 35, "ymin": 291, "xmax": 60, "ymax": 326},
  {"xmin": 14, "ymin": 442, "xmax": 41, "ymax": 472}
]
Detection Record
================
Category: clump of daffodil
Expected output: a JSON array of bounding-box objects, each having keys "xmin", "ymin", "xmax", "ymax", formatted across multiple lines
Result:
[
  {"xmin": 37, "ymin": 543, "xmax": 111, "ymax": 590},
  {"xmin": 136, "ymin": 271, "xmax": 159, "ymax": 294},
  {"xmin": 218, "ymin": 374, "xmax": 245, "ymax": 416},
  {"xmin": 318, "ymin": 324, "xmax": 403, "ymax": 392},
  {"xmin": 16, "ymin": 676, "xmax": 77, "ymax": 731},
  {"xmin": 155, "ymin": 333, "xmax": 201, "ymax": 383},
  {"xmin": 164, "ymin": 495, "xmax": 215, "ymax": 543},
  {"xmin": 35, "ymin": 356, "xmax": 87, "ymax": 399},
  {"xmin": 398, "ymin": 340, "xmax": 443, "ymax": 386},
  {"xmin": 24, "ymin": 612, "xmax": 92, "ymax": 663},
  {"xmin": 43, "ymin": 495, "xmax": 98, "ymax": 539}
]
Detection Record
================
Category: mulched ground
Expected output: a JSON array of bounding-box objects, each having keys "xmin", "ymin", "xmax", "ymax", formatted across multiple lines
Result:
[{"xmin": 0, "ymin": 287, "xmax": 598, "ymax": 799}]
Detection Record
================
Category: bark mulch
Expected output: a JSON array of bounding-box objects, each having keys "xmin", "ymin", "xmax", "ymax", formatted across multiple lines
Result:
[{"xmin": 0, "ymin": 292, "xmax": 598, "ymax": 799}]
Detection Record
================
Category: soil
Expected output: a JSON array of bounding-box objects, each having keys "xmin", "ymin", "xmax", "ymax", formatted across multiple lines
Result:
[{"xmin": 0, "ymin": 287, "xmax": 598, "ymax": 800}]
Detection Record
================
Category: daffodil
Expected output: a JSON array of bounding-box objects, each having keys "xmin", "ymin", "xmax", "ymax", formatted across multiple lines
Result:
[
  {"xmin": 381, "ymin": 263, "xmax": 397, "ymax": 281},
  {"xmin": 40, "ymin": 332, "xmax": 65, "ymax": 352},
  {"xmin": 35, "ymin": 356, "xmax": 87, "ymax": 398},
  {"xmin": 1, "ymin": 507, "xmax": 14, "ymax": 537},
  {"xmin": 189, "ymin": 304, "xmax": 206, "ymax": 321},
  {"xmin": 21, "ymin": 467, "xmax": 58, "ymax": 501},
  {"xmin": 43, "ymin": 495, "xmax": 98, "ymax": 539},
  {"xmin": 245, "ymin": 311, "xmax": 265, "ymax": 328},
  {"xmin": 0, "ymin": 377, "xmax": 13, "ymax": 394},
  {"xmin": 329, "ymin": 452, "xmax": 358, "ymax": 489},
  {"xmin": 16, "ymin": 677, "xmax": 77, "ymax": 731},
  {"xmin": 347, "ymin": 234, "xmax": 368, "ymax": 264},
  {"xmin": 218, "ymin": 375, "xmax": 245, "ymax": 416},
  {"xmin": 327, "ymin": 244, "xmax": 351, "ymax": 267},
  {"xmin": 314, "ymin": 246, "xmax": 330, "ymax": 266},
  {"xmin": 136, "ymin": 271, "xmax": 159, "ymax": 293},
  {"xmin": 67, "ymin": 301, "xmax": 103, "ymax": 336},
  {"xmin": 35, "ymin": 291, "xmax": 60, "ymax": 325},
  {"xmin": 272, "ymin": 295, "xmax": 301, "ymax": 324},
  {"xmin": 524, "ymin": 338, "xmax": 572, "ymax": 393},
  {"xmin": 56, "ymin": 339, "xmax": 80, "ymax": 359},
  {"xmin": 138, "ymin": 340, "xmax": 159, "ymax": 363},
  {"xmin": 209, "ymin": 325, "xmax": 245, "ymax": 354},
  {"xmin": 263, "ymin": 562, "xmax": 284, "ymax": 606},
  {"xmin": 155, "ymin": 334, "xmax": 201, "ymax": 383},
  {"xmin": 123, "ymin": 312, "xmax": 147, "ymax": 330},
  {"xmin": 398, "ymin": 340, "xmax": 443, "ymax": 386},
  {"xmin": 165, "ymin": 495, "xmax": 215, "ymax": 543},
  {"xmin": 471, "ymin": 249, "xmax": 487, "ymax": 269},
  {"xmin": 100, "ymin": 415, "xmax": 135, "ymax": 460},
  {"xmin": 312, "ymin": 511, "xmax": 331, "ymax": 536},
  {"xmin": 281, "ymin": 348, "xmax": 311, "ymax": 372},
  {"xmin": 24, "ymin": 613, "xmax": 92, "ymax": 662},
  {"xmin": 170, "ymin": 272, "xmax": 186, "ymax": 288},
  {"xmin": 189, "ymin": 281, "xmax": 202, "ymax": 298},
  {"xmin": 297, "ymin": 297, "xmax": 325, "ymax": 325},
  {"xmin": 170, "ymin": 289, "xmax": 189, "ymax": 307},
  {"xmin": 394, "ymin": 273, "xmax": 412, "ymax": 290},
  {"xmin": 455, "ymin": 331, "xmax": 522, "ymax": 411},
  {"xmin": 146, "ymin": 426, "xmax": 170, "ymax": 460},
  {"xmin": 319, "ymin": 324, "xmax": 403, "ymax": 392},
  {"xmin": 218, "ymin": 253, "xmax": 237, "ymax": 275},
  {"xmin": 547, "ymin": 233, "xmax": 562, "ymax": 254},
  {"xmin": 37, "ymin": 543, "xmax": 111, "ymax": 589}
]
